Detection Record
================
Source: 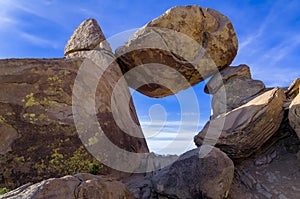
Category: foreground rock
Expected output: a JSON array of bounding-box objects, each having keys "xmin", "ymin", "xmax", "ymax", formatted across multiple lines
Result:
[
  {"xmin": 0, "ymin": 173, "xmax": 134, "ymax": 199},
  {"xmin": 289, "ymin": 85, "xmax": 300, "ymax": 139},
  {"xmin": 205, "ymin": 65, "xmax": 265, "ymax": 118},
  {"xmin": 125, "ymin": 146, "xmax": 234, "ymax": 199},
  {"xmin": 195, "ymin": 88, "xmax": 286, "ymax": 159},
  {"xmin": 0, "ymin": 55, "xmax": 148, "ymax": 188},
  {"xmin": 64, "ymin": 18, "xmax": 111, "ymax": 58},
  {"xmin": 116, "ymin": 5, "xmax": 238, "ymax": 98}
]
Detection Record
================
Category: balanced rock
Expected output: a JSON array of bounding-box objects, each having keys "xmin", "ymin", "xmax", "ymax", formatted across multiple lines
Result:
[
  {"xmin": 289, "ymin": 80, "xmax": 300, "ymax": 139},
  {"xmin": 0, "ymin": 173, "xmax": 134, "ymax": 199},
  {"xmin": 194, "ymin": 88, "xmax": 286, "ymax": 159},
  {"xmin": 151, "ymin": 146, "xmax": 234, "ymax": 199},
  {"xmin": 116, "ymin": 5, "xmax": 238, "ymax": 98},
  {"xmin": 0, "ymin": 51, "xmax": 148, "ymax": 188},
  {"xmin": 64, "ymin": 18, "xmax": 111, "ymax": 58},
  {"xmin": 205, "ymin": 65, "xmax": 265, "ymax": 118}
]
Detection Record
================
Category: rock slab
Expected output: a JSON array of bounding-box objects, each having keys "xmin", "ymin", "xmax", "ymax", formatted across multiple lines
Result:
[
  {"xmin": 0, "ymin": 173, "xmax": 134, "ymax": 199},
  {"xmin": 194, "ymin": 88, "xmax": 286, "ymax": 159}
]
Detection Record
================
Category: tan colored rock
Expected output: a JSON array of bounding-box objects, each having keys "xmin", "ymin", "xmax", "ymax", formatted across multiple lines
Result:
[
  {"xmin": 286, "ymin": 78, "xmax": 300, "ymax": 100},
  {"xmin": 204, "ymin": 64, "xmax": 251, "ymax": 94},
  {"xmin": 289, "ymin": 92, "xmax": 300, "ymax": 139},
  {"xmin": 64, "ymin": 18, "xmax": 111, "ymax": 57},
  {"xmin": 194, "ymin": 88, "xmax": 286, "ymax": 159},
  {"xmin": 116, "ymin": 5, "xmax": 238, "ymax": 98},
  {"xmin": 0, "ymin": 173, "xmax": 134, "ymax": 199},
  {"xmin": 151, "ymin": 146, "xmax": 234, "ymax": 199},
  {"xmin": 0, "ymin": 55, "xmax": 148, "ymax": 189}
]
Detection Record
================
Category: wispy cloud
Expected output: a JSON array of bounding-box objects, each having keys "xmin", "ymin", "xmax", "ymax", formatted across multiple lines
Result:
[
  {"xmin": 20, "ymin": 32, "xmax": 60, "ymax": 49},
  {"xmin": 139, "ymin": 119, "xmax": 204, "ymax": 154}
]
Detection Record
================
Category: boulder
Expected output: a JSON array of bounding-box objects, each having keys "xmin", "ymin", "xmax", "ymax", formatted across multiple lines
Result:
[
  {"xmin": 285, "ymin": 78, "xmax": 300, "ymax": 100},
  {"xmin": 212, "ymin": 78, "xmax": 265, "ymax": 117},
  {"xmin": 0, "ymin": 173, "xmax": 134, "ymax": 199},
  {"xmin": 194, "ymin": 88, "xmax": 286, "ymax": 159},
  {"xmin": 116, "ymin": 5, "xmax": 238, "ymax": 98},
  {"xmin": 0, "ymin": 53, "xmax": 148, "ymax": 188},
  {"xmin": 289, "ymin": 91, "xmax": 300, "ymax": 139},
  {"xmin": 204, "ymin": 65, "xmax": 265, "ymax": 118},
  {"xmin": 64, "ymin": 18, "xmax": 111, "ymax": 57},
  {"xmin": 151, "ymin": 146, "xmax": 234, "ymax": 199},
  {"xmin": 204, "ymin": 64, "xmax": 251, "ymax": 94}
]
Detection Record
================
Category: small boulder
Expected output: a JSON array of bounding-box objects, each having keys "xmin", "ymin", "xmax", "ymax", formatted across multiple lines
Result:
[
  {"xmin": 204, "ymin": 64, "xmax": 251, "ymax": 94},
  {"xmin": 204, "ymin": 65, "xmax": 265, "ymax": 118},
  {"xmin": 151, "ymin": 146, "xmax": 234, "ymax": 199},
  {"xmin": 64, "ymin": 18, "xmax": 111, "ymax": 57},
  {"xmin": 194, "ymin": 88, "xmax": 286, "ymax": 159},
  {"xmin": 116, "ymin": 5, "xmax": 238, "ymax": 98}
]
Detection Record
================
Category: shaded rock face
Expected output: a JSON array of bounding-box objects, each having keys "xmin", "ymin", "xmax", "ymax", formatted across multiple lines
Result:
[
  {"xmin": 64, "ymin": 18, "xmax": 111, "ymax": 58},
  {"xmin": 289, "ymin": 86, "xmax": 300, "ymax": 139},
  {"xmin": 0, "ymin": 173, "xmax": 134, "ymax": 199},
  {"xmin": 205, "ymin": 65, "xmax": 265, "ymax": 118},
  {"xmin": 151, "ymin": 147, "xmax": 234, "ymax": 199},
  {"xmin": 116, "ymin": 5, "xmax": 238, "ymax": 98},
  {"xmin": 195, "ymin": 88, "xmax": 286, "ymax": 159},
  {"xmin": 125, "ymin": 147, "xmax": 234, "ymax": 199},
  {"xmin": 0, "ymin": 56, "xmax": 148, "ymax": 189}
]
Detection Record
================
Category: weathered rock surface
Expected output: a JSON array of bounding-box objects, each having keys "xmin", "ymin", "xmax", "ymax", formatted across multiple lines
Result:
[
  {"xmin": 289, "ymin": 90, "xmax": 300, "ymax": 139},
  {"xmin": 0, "ymin": 173, "xmax": 134, "ymax": 199},
  {"xmin": 205, "ymin": 65, "xmax": 266, "ymax": 118},
  {"xmin": 124, "ymin": 147, "xmax": 234, "ymax": 199},
  {"xmin": 204, "ymin": 64, "xmax": 251, "ymax": 94},
  {"xmin": 0, "ymin": 54, "xmax": 148, "ymax": 189},
  {"xmin": 285, "ymin": 78, "xmax": 300, "ymax": 100},
  {"xmin": 116, "ymin": 5, "xmax": 238, "ymax": 98},
  {"xmin": 230, "ymin": 115, "xmax": 300, "ymax": 199},
  {"xmin": 151, "ymin": 146, "xmax": 234, "ymax": 199},
  {"xmin": 64, "ymin": 18, "xmax": 111, "ymax": 57},
  {"xmin": 195, "ymin": 88, "xmax": 286, "ymax": 159}
]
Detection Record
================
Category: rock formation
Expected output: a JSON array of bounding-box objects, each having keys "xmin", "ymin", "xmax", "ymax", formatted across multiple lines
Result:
[
  {"xmin": 116, "ymin": 5, "xmax": 238, "ymax": 98},
  {"xmin": 195, "ymin": 88, "xmax": 286, "ymax": 159},
  {"xmin": 205, "ymin": 64, "xmax": 266, "ymax": 118},
  {"xmin": 0, "ymin": 173, "xmax": 134, "ymax": 199},
  {"xmin": 1, "ymin": 5, "xmax": 300, "ymax": 199},
  {"xmin": 288, "ymin": 78, "xmax": 300, "ymax": 139},
  {"xmin": 64, "ymin": 18, "xmax": 111, "ymax": 57},
  {"xmin": 0, "ymin": 18, "xmax": 148, "ymax": 190},
  {"xmin": 124, "ymin": 146, "xmax": 234, "ymax": 199}
]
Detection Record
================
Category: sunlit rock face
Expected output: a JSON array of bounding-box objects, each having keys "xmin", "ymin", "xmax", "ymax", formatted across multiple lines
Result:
[
  {"xmin": 116, "ymin": 5, "xmax": 238, "ymax": 98},
  {"xmin": 195, "ymin": 88, "xmax": 286, "ymax": 159},
  {"xmin": 288, "ymin": 78, "xmax": 300, "ymax": 139}
]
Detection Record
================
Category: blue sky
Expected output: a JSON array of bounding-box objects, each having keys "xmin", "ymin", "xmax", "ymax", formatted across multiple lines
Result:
[{"xmin": 1, "ymin": 0, "xmax": 300, "ymax": 154}]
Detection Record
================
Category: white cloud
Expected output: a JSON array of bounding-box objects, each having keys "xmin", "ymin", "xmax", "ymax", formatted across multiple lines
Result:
[{"xmin": 20, "ymin": 32, "xmax": 61, "ymax": 49}]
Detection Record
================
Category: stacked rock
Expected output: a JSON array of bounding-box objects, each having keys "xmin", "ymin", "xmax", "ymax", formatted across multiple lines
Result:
[{"xmin": 204, "ymin": 64, "xmax": 266, "ymax": 118}]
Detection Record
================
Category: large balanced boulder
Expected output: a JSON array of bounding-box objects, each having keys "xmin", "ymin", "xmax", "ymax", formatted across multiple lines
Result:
[
  {"xmin": 0, "ymin": 173, "xmax": 134, "ymax": 199},
  {"xmin": 194, "ymin": 88, "xmax": 286, "ymax": 159},
  {"xmin": 0, "ymin": 53, "xmax": 148, "ymax": 188},
  {"xmin": 151, "ymin": 146, "xmax": 234, "ymax": 199},
  {"xmin": 116, "ymin": 5, "xmax": 238, "ymax": 98},
  {"xmin": 289, "ymin": 81, "xmax": 300, "ymax": 139}
]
